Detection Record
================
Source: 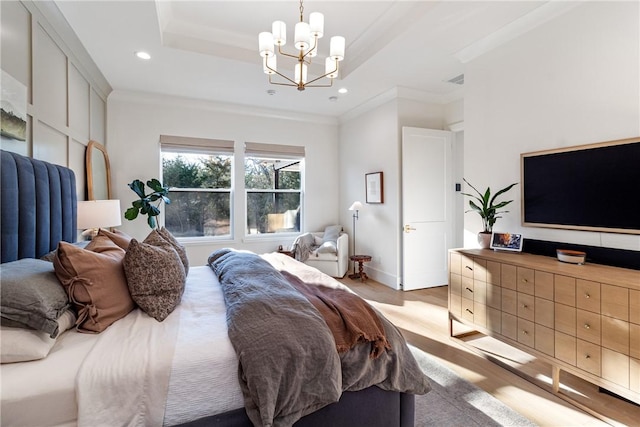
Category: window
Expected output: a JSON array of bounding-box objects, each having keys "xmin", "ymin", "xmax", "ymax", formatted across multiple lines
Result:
[
  {"xmin": 245, "ymin": 143, "xmax": 304, "ymax": 235},
  {"xmin": 160, "ymin": 136, "xmax": 233, "ymax": 238}
]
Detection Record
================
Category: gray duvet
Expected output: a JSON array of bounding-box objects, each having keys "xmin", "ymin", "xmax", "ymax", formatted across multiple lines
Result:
[{"xmin": 208, "ymin": 249, "xmax": 431, "ymax": 427}]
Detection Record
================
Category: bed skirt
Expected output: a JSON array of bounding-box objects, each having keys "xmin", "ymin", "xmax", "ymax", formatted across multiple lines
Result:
[{"xmin": 174, "ymin": 386, "xmax": 414, "ymax": 427}]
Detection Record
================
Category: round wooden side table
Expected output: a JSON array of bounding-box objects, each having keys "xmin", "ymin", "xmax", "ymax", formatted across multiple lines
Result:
[{"xmin": 349, "ymin": 255, "xmax": 372, "ymax": 282}]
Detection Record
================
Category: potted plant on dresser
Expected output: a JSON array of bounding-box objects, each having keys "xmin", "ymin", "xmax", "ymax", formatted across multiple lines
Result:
[{"xmin": 462, "ymin": 178, "xmax": 517, "ymax": 249}]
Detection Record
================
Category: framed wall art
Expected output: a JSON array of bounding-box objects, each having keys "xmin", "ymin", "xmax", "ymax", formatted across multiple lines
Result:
[{"xmin": 365, "ymin": 171, "xmax": 383, "ymax": 204}]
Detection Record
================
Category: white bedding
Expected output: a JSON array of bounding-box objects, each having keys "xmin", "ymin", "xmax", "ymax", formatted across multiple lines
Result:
[
  {"xmin": 1, "ymin": 265, "xmax": 244, "ymax": 427},
  {"xmin": 0, "ymin": 329, "xmax": 97, "ymax": 427}
]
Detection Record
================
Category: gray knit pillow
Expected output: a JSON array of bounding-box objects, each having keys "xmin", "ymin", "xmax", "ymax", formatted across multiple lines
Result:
[{"xmin": 123, "ymin": 237, "xmax": 186, "ymax": 322}]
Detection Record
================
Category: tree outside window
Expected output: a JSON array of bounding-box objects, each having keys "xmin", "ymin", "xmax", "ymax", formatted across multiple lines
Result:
[
  {"xmin": 245, "ymin": 157, "xmax": 302, "ymax": 235},
  {"xmin": 162, "ymin": 151, "xmax": 232, "ymax": 238}
]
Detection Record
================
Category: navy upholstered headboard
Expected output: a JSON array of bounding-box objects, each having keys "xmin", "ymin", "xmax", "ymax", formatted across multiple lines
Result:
[{"xmin": 1, "ymin": 150, "xmax": 77, "ymax": 263}]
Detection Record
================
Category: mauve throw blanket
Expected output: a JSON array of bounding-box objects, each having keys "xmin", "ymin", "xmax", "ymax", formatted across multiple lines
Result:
[{"xmin": 208, "ymin": 249, "xmax": 431, "ymax": 427}]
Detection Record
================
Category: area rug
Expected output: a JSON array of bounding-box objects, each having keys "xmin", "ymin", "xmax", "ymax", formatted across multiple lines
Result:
[{"xmin": 410, "ymin": 346, "xmax": 537, "ymax": 426}]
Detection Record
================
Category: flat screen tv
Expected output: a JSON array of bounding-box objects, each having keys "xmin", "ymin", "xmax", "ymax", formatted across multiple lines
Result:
[{"xmin": 521, "ymin": 137, "xmax": 640, "ymax": 235}]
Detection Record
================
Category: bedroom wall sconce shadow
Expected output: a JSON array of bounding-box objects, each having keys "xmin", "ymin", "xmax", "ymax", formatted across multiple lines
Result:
[
  {"xmin": 348, "ymin": 201, "xmax": 363, "ymax": 273},
  {"xmin": 78, "ymin": 199, "xmax": 122, "ymax": 239}
]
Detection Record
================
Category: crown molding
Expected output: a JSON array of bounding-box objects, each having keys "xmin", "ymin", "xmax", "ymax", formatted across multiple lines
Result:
[{"xmin": 108, "ymin": 90, "xmax": 338, "ymax": 126}]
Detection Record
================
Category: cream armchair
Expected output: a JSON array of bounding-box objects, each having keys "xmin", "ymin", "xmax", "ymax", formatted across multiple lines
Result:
[{"xmin": 291, "ymin": 230, "xmax": 349, "ymax": 278}]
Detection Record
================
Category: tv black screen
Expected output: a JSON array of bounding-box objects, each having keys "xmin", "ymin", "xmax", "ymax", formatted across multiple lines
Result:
[{"xmin": 521, "ymin": 139, "xmax": 640, "ymax": 234}]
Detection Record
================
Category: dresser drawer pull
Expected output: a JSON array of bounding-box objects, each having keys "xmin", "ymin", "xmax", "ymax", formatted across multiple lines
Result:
[
  {"xmin": 465, "ymin": 308, "xmax": 473, "ymax": 314},
  {"xmin": 465, "ymin": 266, "xmax": 473, "ymax": 271},
  {"xmin": 521, "ymin": 330, "xmax": 528, "ymax": 335},
  {"xmin": 521, "ymin": 278, "xmax": 529, "ymax": 283},
  {"xmin": 584, "ymin": 324, "xmax": 590, "ymax": 330},
  {"xmin": 585, "ymin": 354, "xmax": 591, "ymax": 359},
  {"xmin": 465, "ymin": 287, "xmax": 473, "ymax": 293},
  {"xmin": 521, "ymin": 303, "xmax": 528, "ymax": 309},
  {"xmin": 584, "ymin": 293, "xmax": 590, "ymax": 299}
]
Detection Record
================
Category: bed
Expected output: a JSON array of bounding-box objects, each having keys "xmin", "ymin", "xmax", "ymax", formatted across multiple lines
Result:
[{"xmin": 0, "ymin": 149, "xmax": 431, "ymax": 427}]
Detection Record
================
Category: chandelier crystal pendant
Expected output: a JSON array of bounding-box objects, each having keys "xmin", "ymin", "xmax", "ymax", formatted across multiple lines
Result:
[{"xmin": 258, "ymin": 0, "xmax": 345, "ymax": 91}]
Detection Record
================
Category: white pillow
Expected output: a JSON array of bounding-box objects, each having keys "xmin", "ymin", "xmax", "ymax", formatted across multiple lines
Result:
[
  {"xmin": 315, "ymin": 241, "xmax": 338, "ymax": 254},
  {"xmin": 1, "ymin": 310, "xmax": 76, "ymax": 364}
]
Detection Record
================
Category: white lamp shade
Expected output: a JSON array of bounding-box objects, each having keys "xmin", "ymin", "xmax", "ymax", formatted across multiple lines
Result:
[
  {"xmin": 272, "ymin": 21, "xmax": 286, "ymax": 45},
  {"xmin": 325, "ymin": 58, "xmax": 338, "ymax": 79},
  {"xmin": 77, "ymin": 200, "xmax": 122, "ymax": 230},
  {"xmin": 294, "ymin": 22, "xmax": 310, "ymax": 51},
  {"xmin": 309, "ymin": 12, "xmax": 324, "ymax": 38},
  {"xmin": 263, "ymin": 55, "xmax": 277, "ymax": 75},
  {"xmin": 348, "ymin": 201, "xmax": 363, "ymax": 211},
  {"xmin": 259, "ymin": 32, "xmax": 274, "ymax": 57},
  {"xmin": 330, "ymin": 36, "xmax": 345, "ymax": 61},
  {"xmin": 295, "ymin": 63, "xmax": 307, "ymax": 84}
]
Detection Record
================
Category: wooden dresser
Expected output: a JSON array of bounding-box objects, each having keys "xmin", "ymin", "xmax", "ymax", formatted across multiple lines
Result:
[{"xmin": 448, "ymin": 248, "xmax": 640, "ymax": 406}]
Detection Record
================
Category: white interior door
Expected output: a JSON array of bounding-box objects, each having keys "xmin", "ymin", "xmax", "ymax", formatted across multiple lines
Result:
[{"xmin": 402, "ymin": 127, "xmax": 453, "ymax": 290}]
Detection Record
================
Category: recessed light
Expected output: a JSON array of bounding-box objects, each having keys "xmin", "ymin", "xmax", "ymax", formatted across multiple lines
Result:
[
  {"xmin": 338, "ymin": 87, "xmax": 348, "ymax": 94},
  {"xmin": 267, "ymin": 89, "xmax": 276, "ymax": 96},
  {"xmin": 135, "ymin": 51, "xmax": 151, "ymax": 60},
  {"xmin": 329, "ymin": 96, "xmax": 338, "ymax": 102}
]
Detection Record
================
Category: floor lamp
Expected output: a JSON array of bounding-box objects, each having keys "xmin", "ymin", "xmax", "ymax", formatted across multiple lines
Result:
[{"xmin": 348, "ymin": 201, "xmax": 363, "ymax": 275}]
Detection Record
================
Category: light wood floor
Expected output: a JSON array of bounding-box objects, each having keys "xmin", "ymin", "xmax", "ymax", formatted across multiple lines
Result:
[{"xmin": 339, "ymin": 278, "xmax": 640, "ymax": 427}]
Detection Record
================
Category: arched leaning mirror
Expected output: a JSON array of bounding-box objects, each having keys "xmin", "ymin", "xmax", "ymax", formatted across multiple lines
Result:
[{"xmin": 86, "ymin": 140, "xmax": 112, "ymax": 200}]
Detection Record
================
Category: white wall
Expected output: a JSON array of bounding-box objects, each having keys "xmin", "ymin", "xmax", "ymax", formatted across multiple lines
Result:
[
  {"xmin": 464, "ymin": 1, "xmax": 640, "ymax": 251},
  {"xmin": 107, "ymin": 91, "xmax": 340, "ymax": 265},
  {"xmin": 339, "ymin": 97, "xmax": 448, "ymax": 289}
]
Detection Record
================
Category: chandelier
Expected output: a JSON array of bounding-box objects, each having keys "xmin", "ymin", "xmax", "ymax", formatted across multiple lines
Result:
[{"xmin": 258, "ymin": 0, "xmax": 345, "ymax": 91}]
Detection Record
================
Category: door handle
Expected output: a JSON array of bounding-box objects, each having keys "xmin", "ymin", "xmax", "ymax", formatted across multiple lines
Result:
[{"xmin": 404, "ymin": 225, "xmax": 416, "ymax": 233}]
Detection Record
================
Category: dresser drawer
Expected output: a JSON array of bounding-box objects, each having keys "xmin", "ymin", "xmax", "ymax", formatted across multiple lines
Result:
[
  {"xmin": 535, "ymin": 324, "xmax": 554, "ymax": 356},
  {"xmin": 487, "ymin": 307, "xmax": 501, "ymax": 334},
  {"xmin": 502, "ymin": 312, "xmax": 517, "ymax": 341},
  {"xmin": 461, "ymin": 298, "xmax": 474, "ymax": 323},
  {"xmin": 631, "ymin": 323, "xmax": 640, "ymax": 360},
  {"xmin": 517, "ymin": 267, "xmax": 535, "ymax": 295},
  {"xmin": 556, "ymin": 331, "xmax": 577, "ymax": 366},
  {"xmin": 473, "ymin": 259, "xmax": 487, "ymax": 282},
  {"xmin": 518, "ymin": 318, "xmax": 535, "ymax": 348},
  {"xmin": 535, "ymin": 297, "xmax": 554, "ymax": 329},
  {"xmin": 602, "ymin": 284, "xmax": 629, "ymax": 321},
  {"xmin": 462, "ymin": 256, "xmax": 475, "ymax": 278},
  {"xmin": 517, "ymin": 293, "xmax": 535, "ymax": 322},
  {"xmin": 473, "ymin": 280, "xmax": 487, "ymax": 304},
  {"xmin": 576, "ymin": 279, "xmax": 600, "ymax": 313},
  {"xmin": 577, "ymin": 339, "xmax": 601, "ymax": 376},
  {"xmin": 450, "ymin": 273, "xmax": 462, "ymax": 296},
  {"xmin": 501, "ymin": 263, "xmax": 517, "ymax": 290},
  {"xmin": 555, "ymin": 304, "xmax": 577, "ymax": 336},
  {"xmin": 576, "ymin": 309, "xmax": 601, "ymax": 345},
  {"xmin": 502, "ymin": 289, "xmax": 517, "ymax": 316},
  {"xmin": 555, "ymin": 275, "xmax": 576, "ymax": 306},
  {"xmin": 450, "ymin": 293, "xmax": 461, "ymax": 317},
  {"xmin": 602, "ymin": 348, "xmax": 629, "ymax": 388},
  {"xmin": 462, "ymin": 276, "xmax": 474, "ymax": 299},
  {"xmin": 486, "ymin": 283, "xmax": 501, "ymax": 310},
  {"xmin": 631, "ymin": 358, "xmax": 640, "ymax": 393},
  {"xmin": 535, "ymin": 270, "xmax": 554, "ymax": 300},
  {"xmin": 450, "ymin": 252, "xmax": 462, "ymax": 275},
  {"xmin": 631, "ymin": 290, "xmax": 640, "ymax": 325},
  {"xmin": 486, "ymin": 261, "xmax": 501, "ymax": 286},
  {"xmin": 602, "ymin": 316, "xmax": 630, "ymax": 355}
]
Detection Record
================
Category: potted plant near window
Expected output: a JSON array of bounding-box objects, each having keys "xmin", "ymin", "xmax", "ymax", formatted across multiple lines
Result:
[
  {"xmin": 124, "ymin": 179, "xmax": 170, "ymax": 229},
  {"xmin": 461, "ymin": 178, "xmax": 517, "ymax": 249}
]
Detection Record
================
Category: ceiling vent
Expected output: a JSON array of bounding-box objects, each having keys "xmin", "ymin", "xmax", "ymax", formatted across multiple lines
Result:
[{"xmin": 446, "ymin": 74, "xmax": 464, "ymax": 85}]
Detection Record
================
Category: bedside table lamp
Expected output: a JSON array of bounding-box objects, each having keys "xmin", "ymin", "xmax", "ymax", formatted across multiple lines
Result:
[
  {"xmin": 348, "ymin": 201, "xmax": 363, "ymax": 274},
  {"xmin": 77, "ymin": 199, "xmax": 122, "ymax": 239}
]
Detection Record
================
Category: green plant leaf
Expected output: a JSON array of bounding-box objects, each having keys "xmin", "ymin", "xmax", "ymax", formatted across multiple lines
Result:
[
  {"xmin": 147, "ymin": 215, "xmax": 156, "ymax": 229},
  {"xmin": 124, "ymin": 206, "xmax": 139, "ymax": 220},
  {"xmin": 128, "ymin": 179, "xmax": 146, "ymax": 198}
]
